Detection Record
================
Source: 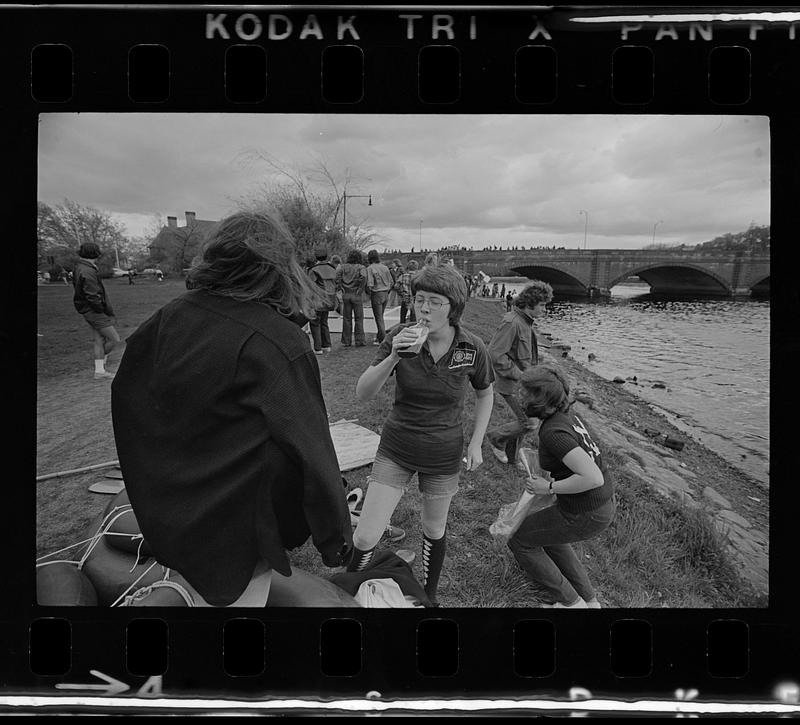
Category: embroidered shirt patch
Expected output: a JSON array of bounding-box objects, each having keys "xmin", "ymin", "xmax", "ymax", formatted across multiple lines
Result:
[{"xmin": 449, "ymin": 347, "xmax": 476, "ymax": 369}]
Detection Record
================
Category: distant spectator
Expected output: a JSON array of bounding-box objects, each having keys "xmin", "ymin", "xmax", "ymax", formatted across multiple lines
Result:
[
  {"xmin": 365, "ymin": 250, "xmax": 393, "ymax": 345},
  {"xmin": 388, "ymin": 258, "xmax": 403, "ymax": 308},
  {"xmin": 336, "ymin": 250, "xmax": 367, "ymax": 346},
  {"xmin": 505, "ymin": 291, "xmax": 513, "ymax": 311},
  {"xmin": 307, "ymin": 246, "xmax": 338, "ymax": 354},
  {"xmin": 72, "ymin": 242, "xmax": 121, "ymax": 380},
  {"xmin": 398, "ymin": 259, "xmax": 418, "ymax": 324}
]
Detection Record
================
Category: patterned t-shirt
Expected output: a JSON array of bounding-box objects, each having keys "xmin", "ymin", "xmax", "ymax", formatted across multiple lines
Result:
[{"xmin": 538, "ymin": 410, "xmax": 613, "ymax": 514}]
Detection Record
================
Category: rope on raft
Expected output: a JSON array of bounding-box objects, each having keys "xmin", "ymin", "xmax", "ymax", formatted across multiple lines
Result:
[{"xmin": 36, "ymin": 460, "xmax": 120, "ymax": 482}]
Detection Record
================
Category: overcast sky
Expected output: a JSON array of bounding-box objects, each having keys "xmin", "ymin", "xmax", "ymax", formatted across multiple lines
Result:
[{"xmin": 38, "ymin": 113, "xmax": 769, "ymax": 251}]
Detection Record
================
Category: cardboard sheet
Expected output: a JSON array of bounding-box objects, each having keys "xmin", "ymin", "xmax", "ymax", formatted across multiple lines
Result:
[{"xmin": 329, "ymin": 420, "xmax": 380, "ymax": 472}]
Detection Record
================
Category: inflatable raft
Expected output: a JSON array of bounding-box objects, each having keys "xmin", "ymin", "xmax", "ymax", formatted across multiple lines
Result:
[{"xmin": 36, "ymin": 489, "xmax": 359, "ymax": 607}]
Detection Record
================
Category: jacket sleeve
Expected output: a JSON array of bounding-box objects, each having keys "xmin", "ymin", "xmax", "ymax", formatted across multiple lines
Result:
[
  {"xmin": 82, "ymin": 269, "xmax": 108, "ymax": 314},
  {"xmin": 488, "ymin": 320, "xmax": 521, "ymax": 378},
  {"xmin": 335, "ymin": 266, "xmax": 343, "ymax": 292},
  {"xmin": 365, "ymin": 266, "xmax": 374, "ymax": 291},
  {"xmin": 260, "ymin": 353, "xmax": 352, "ymax": 567}
]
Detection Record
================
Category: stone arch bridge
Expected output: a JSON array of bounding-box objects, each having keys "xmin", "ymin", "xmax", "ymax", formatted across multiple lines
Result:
[{"xmin": 393, "ymin": 249, "xmax": 770, "ymax": 298}]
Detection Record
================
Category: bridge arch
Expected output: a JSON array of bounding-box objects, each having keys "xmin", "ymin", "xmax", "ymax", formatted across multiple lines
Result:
[
  {"xmin": 509, "ymin": 264, "xmax": 588, "ymax": 296},
  {"xmin": 750, "ymin": 274, "xmax": 769, "ymax": 297},
  {"xmin": 608, "ymin": 263, "xmax": 731, "ymax": 296}
]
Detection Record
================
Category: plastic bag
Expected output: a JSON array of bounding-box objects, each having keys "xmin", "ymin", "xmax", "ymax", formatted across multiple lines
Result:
[
  {"xmin": 354, "ymin": 578, "xmax": 417, "ymax": 608},
  {"xmin": 490, "ymin": 447, "xmax": 556, "ymax": 544}
]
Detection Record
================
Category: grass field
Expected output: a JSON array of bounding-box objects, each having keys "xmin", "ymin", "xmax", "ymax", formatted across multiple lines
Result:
[{"xmin": 36, "ymin": 277, "xmax": 765, "ymax": 607}]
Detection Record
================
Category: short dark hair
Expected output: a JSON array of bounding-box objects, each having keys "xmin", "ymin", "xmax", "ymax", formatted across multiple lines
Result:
[
  {"xmin": 514, "ymin": 280, "xmax": 554, "ymax": 309},
  {"xmin": 78, "ymin": 242, "xmax": 102, "ymax": 259},
  {"xmin": 346, "ymin": 250, "xmax": 364, "ymax": 265},
  {"xmin": 519, "ymin": 363, "xmax": 571, "ymax": 417},
  {"xmin": 330, "ymin": 254, "xmax": 342, "ymax": 265},
  {"xmin": 367, "ymin": 250, "xmax": 380, "ymax": 263},
  {"xmin": 410, "ymin": 264, "xmax": 468, "ymax": 324},
  {"xmin": 314, "ymin": 246, "xmax": 328, "ymax": 261},
  {"xmin": 407, "ymin": 259, "xmax": 419, "ymax": 271}
]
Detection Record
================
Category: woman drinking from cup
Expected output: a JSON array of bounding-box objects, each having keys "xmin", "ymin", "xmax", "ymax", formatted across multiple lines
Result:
[{"xmin": 348, "ymin": 264, "xmax": 494, "ymax": 605}]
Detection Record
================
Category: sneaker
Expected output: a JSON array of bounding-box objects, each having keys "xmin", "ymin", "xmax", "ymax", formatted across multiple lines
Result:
[
  {"xmin": 322, "ymin": 347, "xmax": 331, "ymax": 353},
  {"xmin": 548, "ymin": 597, "xmax": 589, "ymax": 609},
  {"xmin": 94, "ymin": 370, "xmax": 115, "ymax": 380},
  {"xmin": 383, "ymin": 525, "xmax": 406, "ymax": 543},
  {"xmin": 395, "ymin": 549, "xmax": 416, "ymax": 565},
  {"xmin": 313, "ymin": 349, "xmax": 323, "ymax": 355},
  {"xmin": 372, "ymin": 340, "xmax": 381, "ymax": 346},
  {"xmin": 585, "ymin": 597, "xmax": 602, "ymax": 609},
  {"xmin": 490, "ymin": 445, "xmax": 508, "ymax": 464},
  {"xmin": 346, "ymin": 487, "xmax": 363, "ymax": 510}
]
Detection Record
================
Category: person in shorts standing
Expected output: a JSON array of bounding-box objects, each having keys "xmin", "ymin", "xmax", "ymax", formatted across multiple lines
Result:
[
  {"xmin": 348, "ymin": 264, "xmax": 495, "ymax": 605},
  {"xmin": 72, "ymin": 242, "xmax": 120, "ymax": 380}
]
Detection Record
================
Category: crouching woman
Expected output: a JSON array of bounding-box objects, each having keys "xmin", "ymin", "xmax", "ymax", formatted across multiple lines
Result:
[{"xmin": 508, "ymin": 364, "xmax": 615, "ymax": 608}]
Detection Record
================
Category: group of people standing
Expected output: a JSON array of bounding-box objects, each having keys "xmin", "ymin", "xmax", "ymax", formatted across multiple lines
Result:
[
  {"xmin": 73, "ymin": 207, "xmax": 614, "ymax": 608},
  {"xmin": 305, "ymin": 250, "xmax": 421, "ymax": 353}
]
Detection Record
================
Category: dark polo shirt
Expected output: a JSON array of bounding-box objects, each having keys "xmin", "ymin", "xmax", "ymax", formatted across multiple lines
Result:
[{"xmin": 372, "ymin": 323, "xmax": 494, "ymax": 475}]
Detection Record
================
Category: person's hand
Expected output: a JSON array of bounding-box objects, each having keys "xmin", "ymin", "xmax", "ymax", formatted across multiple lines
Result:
[
  {"xmin": 389, "ymin": 327, "xmax": 420, "ymax": 356},
  {"xmin": 523, "ymin": 474, "xmax": 551, "ymax": 496},
  {"xmin": 464, "ymin": 441, "xmax": 484, "ymax": 471}
]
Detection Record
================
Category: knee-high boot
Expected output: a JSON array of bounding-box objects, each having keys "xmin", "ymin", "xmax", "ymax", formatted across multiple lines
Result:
[
  {"xmin": 421, "ymin": 530, "xmax": 447, "ymax": 605},
  {"xmin": 346, "ymin": 545, "xmax": 376, "ymax": 572}
]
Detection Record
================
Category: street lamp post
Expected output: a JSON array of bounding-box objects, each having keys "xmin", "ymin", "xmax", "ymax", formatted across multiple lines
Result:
[
  {"xmin": 578, "ymin": 209, "xmax": 588, "ymax": 250},
  {"xmin": 342, "ymin": 192, "xmax": 372, "ymax": 244},
  {"xmin": 419, "ymin": 219, "xmax": 423, "ymax": 248},
  {"xmin": 652, "ymin": 219, "xmax": 663, "ymax": 246}
]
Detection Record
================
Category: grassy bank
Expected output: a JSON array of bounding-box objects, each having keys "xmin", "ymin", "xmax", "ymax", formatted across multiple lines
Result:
[{"xmin": 35, "ymin": 279, "xmax": 765, "ymax": 607}]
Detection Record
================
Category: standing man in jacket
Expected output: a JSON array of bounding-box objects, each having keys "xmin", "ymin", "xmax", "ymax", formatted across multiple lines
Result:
[
  {"xmin": 365, "ymin": 249, "xmax": 393, "ymax": 345},
  {"xmin": 486, "ymin": 280, "xmax": 553, "ymax": 466},
  {"xmin": 72, "ymin": 242, "xmax": 120, "ymax": 380},
  {"xmin": 308, "ymin": 246, "xmax": 338, "ymax": 355}
]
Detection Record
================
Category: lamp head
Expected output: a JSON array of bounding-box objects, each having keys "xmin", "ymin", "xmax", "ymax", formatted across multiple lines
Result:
[{"xmin": 368, "ymin": 195, "xmax": 372, "ymax": 206}]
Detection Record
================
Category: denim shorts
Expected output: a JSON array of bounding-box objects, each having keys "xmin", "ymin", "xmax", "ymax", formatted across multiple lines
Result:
[{"xmin": 370, "ymin": 451, "xmax": 459, "ymax": 500}]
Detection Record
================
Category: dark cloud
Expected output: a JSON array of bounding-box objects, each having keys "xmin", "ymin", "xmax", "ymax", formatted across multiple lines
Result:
[{"xmin": 38, "ymin": 113, "xmax": 769, "ymax": 249}]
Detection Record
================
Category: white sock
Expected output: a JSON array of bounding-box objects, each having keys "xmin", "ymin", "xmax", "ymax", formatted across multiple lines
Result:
[{"xmin": 94, "ymin": 359, "xmax": 105, "ymax": 374}]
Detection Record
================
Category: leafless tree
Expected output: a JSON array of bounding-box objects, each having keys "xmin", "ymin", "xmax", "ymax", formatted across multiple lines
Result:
[{"xmin": 234, "ymin": 150, "xmax": 385, "ymax": 254}]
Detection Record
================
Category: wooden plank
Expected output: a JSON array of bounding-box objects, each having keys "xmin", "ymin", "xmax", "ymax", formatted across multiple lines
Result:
[{"xmin": 329, "ymin": 421, "xmax": 380, "ymax": 472}]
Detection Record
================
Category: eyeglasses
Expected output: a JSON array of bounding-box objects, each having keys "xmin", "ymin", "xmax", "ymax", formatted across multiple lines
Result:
[{"xmin": 413, "ymin": 295, "xmax": 450, "ymax": 310}]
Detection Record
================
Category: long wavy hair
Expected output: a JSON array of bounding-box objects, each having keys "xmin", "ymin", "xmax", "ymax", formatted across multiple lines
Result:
[{"xmin": 186, "ymin": 208, "xmax": 325, "ymax": 319}]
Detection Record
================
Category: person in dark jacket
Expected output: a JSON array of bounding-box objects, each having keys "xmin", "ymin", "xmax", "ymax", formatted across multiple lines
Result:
[
  {"xmin": 307, "ymin": 246, "xmax": 338, "ymax": 354},
  {"xmin": 486, "ymin": 280, "xmax": 553, "ymax": 467},
  {"xmin": 72, "ymin": 242, "xmax": 120, "ymax": 380},
  {"xmin": 111, "ymin": 208, "xmax": 353, "ymax": 607}
]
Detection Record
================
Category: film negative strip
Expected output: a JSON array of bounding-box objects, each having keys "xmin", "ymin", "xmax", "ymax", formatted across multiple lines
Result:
[{"xmin": 4, "ymin": 1, "xmax": 799, "ymax": 717}]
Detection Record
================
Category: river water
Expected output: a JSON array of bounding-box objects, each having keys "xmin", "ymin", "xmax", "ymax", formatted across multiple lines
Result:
[{"xmin": 500, "ymin": 281, "xmax": 770, "ymax": 487}]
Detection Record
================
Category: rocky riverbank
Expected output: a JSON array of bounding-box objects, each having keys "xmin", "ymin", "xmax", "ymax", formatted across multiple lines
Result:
[{"xmin": 538, "ymin": 326, "xmax": 769, "ymax": 598}]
